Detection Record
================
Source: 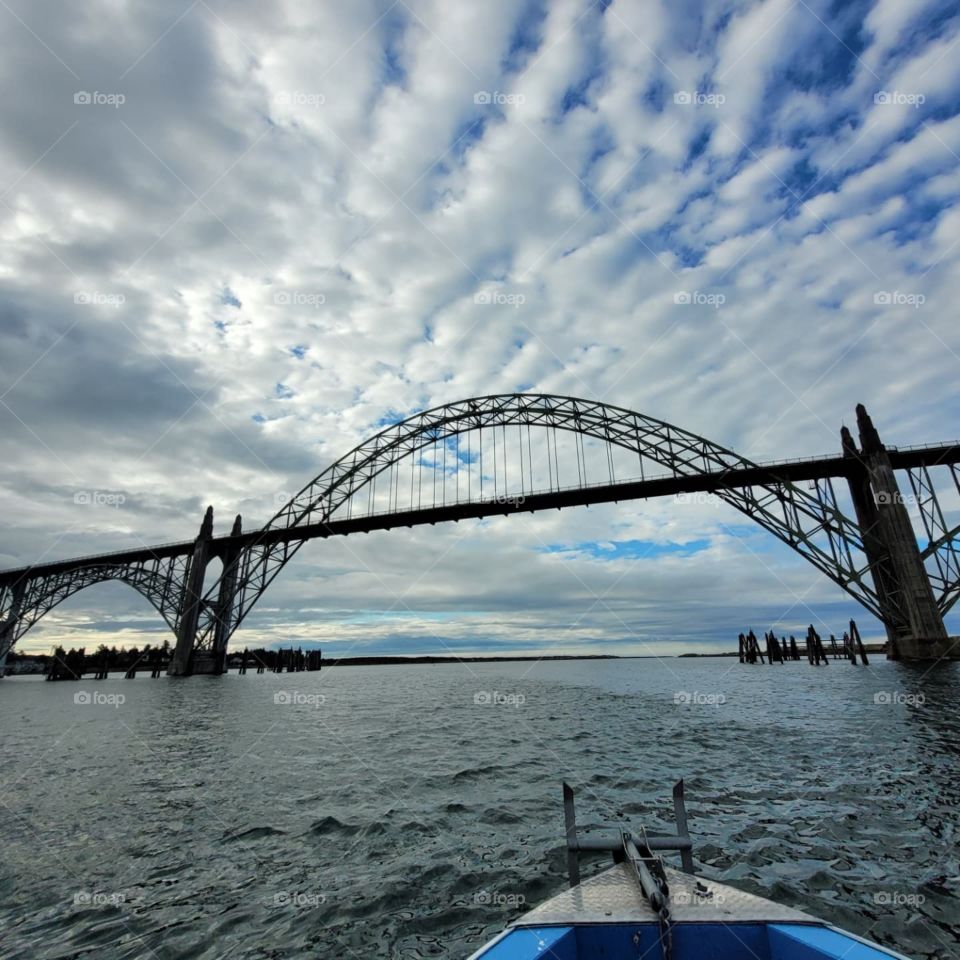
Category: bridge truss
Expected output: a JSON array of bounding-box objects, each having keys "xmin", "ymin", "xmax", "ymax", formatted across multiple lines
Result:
[{"xmin": 1, "ymin": 394, "xmax": 958, "ymax": 668}]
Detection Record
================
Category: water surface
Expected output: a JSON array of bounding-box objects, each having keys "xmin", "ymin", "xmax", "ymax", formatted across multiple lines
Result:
[{"xmin": 1, "ymin": 657, "xmax": 957, "ymax": 958}]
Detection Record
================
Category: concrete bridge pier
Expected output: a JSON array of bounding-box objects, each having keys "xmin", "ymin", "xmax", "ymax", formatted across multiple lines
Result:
[
  {"xmin": 168, "ymin": 506, "xmax": 214, "ymax": 677},
  {"xmin": 842, "ymin": 426, "xmax": 903, "ymax": 648},
  {"xmin": 0, "ymin": 625, "xmax": 12, "ymax": 676},
  {"xmin": 0, "ymin": 581, "xmax": 26, "ymax": 676},
  {"xmin": 210, "ymin": 514, "xmax": 243, "ymax": 674},
  {"xmin": 844, "ymin": 405, "xmax": 954, "ymax": 661}
]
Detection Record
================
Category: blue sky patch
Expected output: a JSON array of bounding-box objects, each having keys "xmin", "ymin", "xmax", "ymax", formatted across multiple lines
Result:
[
  {"xmin": 540, "ymin": 538, "xmax": 712, "ymax": 560},
  {"xmin": 220, "ymin": 287, "xmax": 241, "ymax": 309}
]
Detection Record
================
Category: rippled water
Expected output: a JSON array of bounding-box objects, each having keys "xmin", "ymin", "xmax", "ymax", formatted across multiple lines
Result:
[{"xmin": 1, "ymin": 657, "xmax": 958, "ymax": 959}]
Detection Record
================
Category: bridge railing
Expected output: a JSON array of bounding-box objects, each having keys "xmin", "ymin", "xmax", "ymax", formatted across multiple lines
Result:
[{"xmin": 0, "ymin": 538, "xmax": 195, "ymax": 579}]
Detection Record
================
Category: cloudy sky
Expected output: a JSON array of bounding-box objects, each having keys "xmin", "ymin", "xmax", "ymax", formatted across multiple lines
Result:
[{"xmin": 2, "ymin": 0, "xmax": 959, "ymax": 658}]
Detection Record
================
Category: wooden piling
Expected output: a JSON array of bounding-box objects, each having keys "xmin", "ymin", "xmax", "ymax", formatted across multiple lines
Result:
[
  {"xmin": 816, "ymin": 632, "xmax": 829, "ymax": 666},
  {"xmin": 850, "ymin": 619, "xmax": 869, "ymax": 665}
]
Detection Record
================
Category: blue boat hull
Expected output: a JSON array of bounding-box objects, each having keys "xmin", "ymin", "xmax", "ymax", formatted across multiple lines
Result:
[
  {"xmin": 468, "ymin": 863, "xmax": 911, "ymax": 960},
  {"xmin": 471, "ymin": 922, "xmax": 908, "ymax": 959}
]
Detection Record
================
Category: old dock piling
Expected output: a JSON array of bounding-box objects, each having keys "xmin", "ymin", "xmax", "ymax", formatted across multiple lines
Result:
[{"xmin": 738, "ymin": 619, "xmax": 870, "ymax": 667}]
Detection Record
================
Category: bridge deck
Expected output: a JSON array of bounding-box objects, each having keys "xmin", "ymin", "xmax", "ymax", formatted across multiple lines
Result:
[{"xmin": 1, "ymin": 444, "xmax": 957, "ymax": 585}]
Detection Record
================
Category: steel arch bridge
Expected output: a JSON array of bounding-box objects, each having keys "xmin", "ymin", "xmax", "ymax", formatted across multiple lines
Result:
[{"xmin": 1, "ymin": 394, "xmax": 958, "ymax": 671}]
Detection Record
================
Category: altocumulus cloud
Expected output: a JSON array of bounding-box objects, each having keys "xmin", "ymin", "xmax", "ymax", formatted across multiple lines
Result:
[{"xmin": 1, "ymin": 0, "xmax": 959, "ymax": 656}]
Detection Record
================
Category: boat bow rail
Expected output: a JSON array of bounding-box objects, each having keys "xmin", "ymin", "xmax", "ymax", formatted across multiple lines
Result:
[{"xmin": 468, "ymin": 780, "xmax": 914, "ymax": 960}]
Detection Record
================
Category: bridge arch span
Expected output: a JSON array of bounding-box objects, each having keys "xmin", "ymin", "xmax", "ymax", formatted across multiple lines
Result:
[
  {"xmin": 3, "ymin": 561, "xmax": 184, "ymax": 648},
  {"xmin": 194, "ymin": 394, "xmax": 879, "ymax": 651}
]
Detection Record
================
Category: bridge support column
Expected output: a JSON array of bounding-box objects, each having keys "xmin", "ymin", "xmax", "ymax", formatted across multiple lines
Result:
[
  {"xmin": 168, "ymin": 506, "xmax": 214, "ymax": 677},
  {"xmin": 210, "ymin": 514, "xmax": 243, "ymax": 674},
  {"xmin": 0, "ymin": 581, "xmax": 26, "ymax": 677},
  {"xmin": 841, "ymin": 427, "xmax": 902, "ymax": 648},
  {"xmin": 844, "ymin": 405, "xmax": 953, "ymax": 661}
]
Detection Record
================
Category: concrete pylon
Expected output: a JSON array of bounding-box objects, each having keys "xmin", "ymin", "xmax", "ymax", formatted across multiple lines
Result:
[
  {"xmin": 841, "ymin": 425, "xmax": 902, "ymax": 647},
  {"xmin": 211, "ymin": 514, "xmax": 243, "ymax": 674},
  {"xmin": 0, "ymin": 580, "xmax": 26, "ymax": 677},
  {"xmin": 168, "ymin": 506, "xmax": 214, "ymax": 676},
  {"xmin": 843, "ymin": 406, "xmax": 952, "ymax": 660}
]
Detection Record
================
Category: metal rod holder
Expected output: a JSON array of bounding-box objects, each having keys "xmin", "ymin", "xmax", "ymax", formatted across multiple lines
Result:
[{"xmin": 561, "ymin": 779, "xmax": 696, "ymax": 888}]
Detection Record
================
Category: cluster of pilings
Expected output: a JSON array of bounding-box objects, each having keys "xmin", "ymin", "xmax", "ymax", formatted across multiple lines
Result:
[
  {"xmin": 45, "ymin": 646, "xmax": 170, "ymax": 680},
  {"xmin": 45, "ymin": 646, "xmax": 87, "ymax": 680},
  {"xmin": 738, "ymin": 619, "xmax": 870, "ymax": 666},
  {"xmin": 235, "ymin": 647, "xmax": 322, "ymax": 674},
  {"xmin": 36, "ymin": 644, "xmax": 320, "ymax": 678}
]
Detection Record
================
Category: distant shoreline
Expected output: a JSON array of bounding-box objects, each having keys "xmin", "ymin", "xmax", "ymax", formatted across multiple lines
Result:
[
  {"xmin": 295, "ymin": 653, "xmax": 624, "ymax": 667},
  {"xmin": 5, "ymin": 645, "xmax": 890, "ymax": 676}
]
